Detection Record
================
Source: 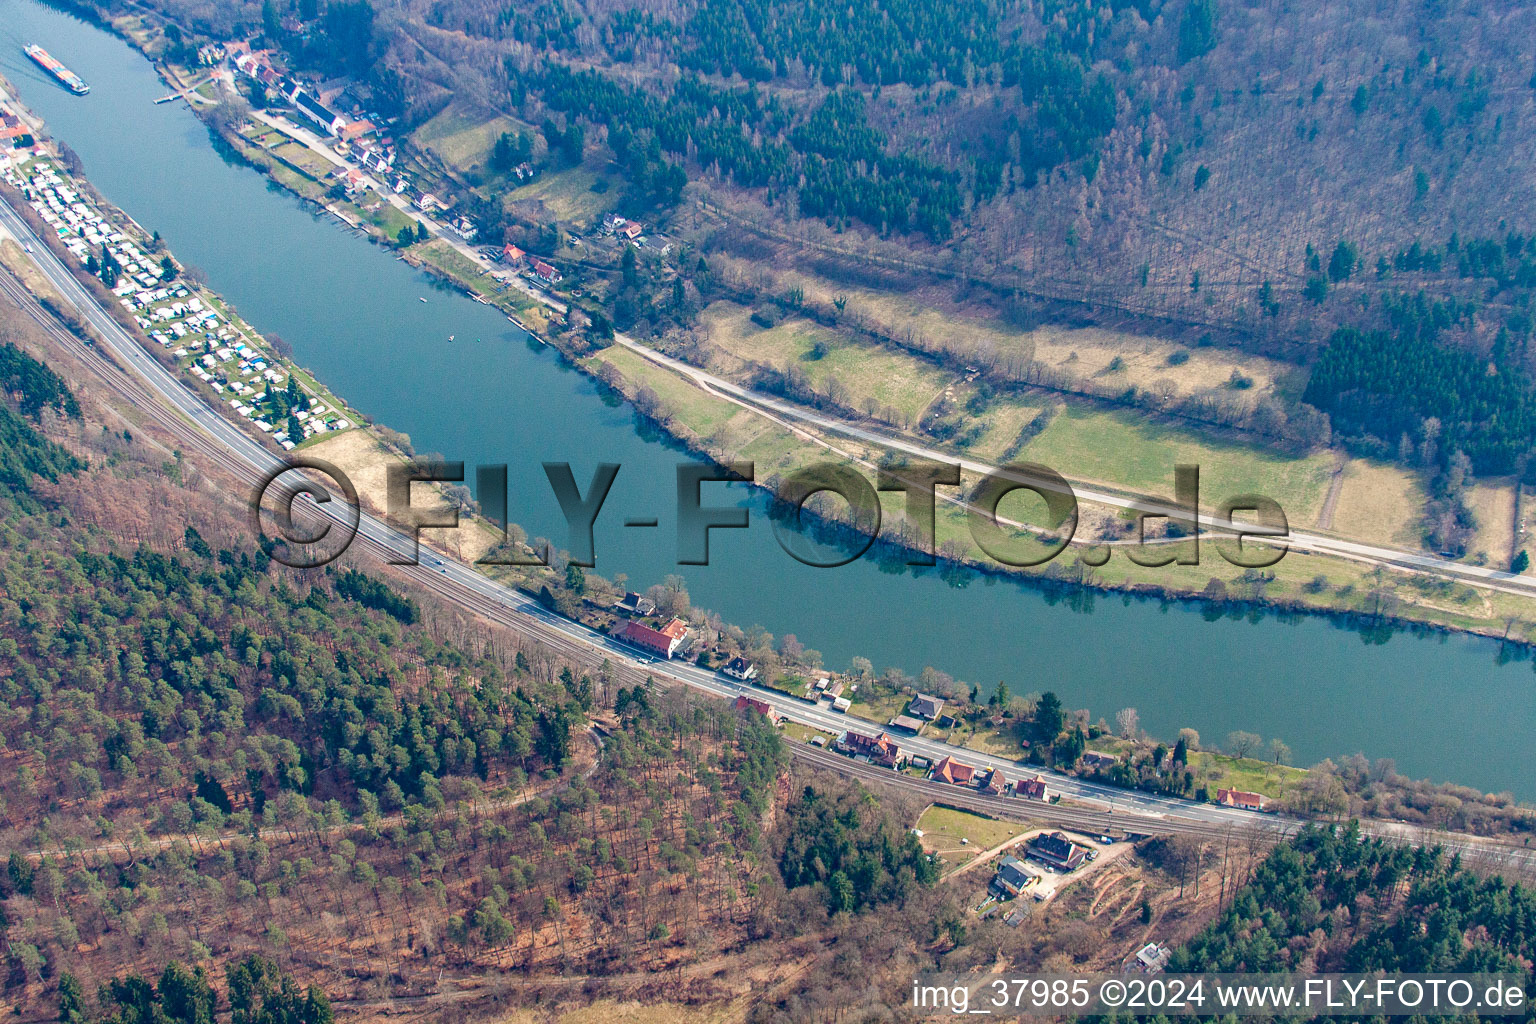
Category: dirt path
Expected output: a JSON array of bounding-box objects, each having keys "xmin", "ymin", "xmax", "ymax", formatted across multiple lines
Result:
[{"xmin": 1315, "ymin": 451, "xmax": 1347, "ymax": 530}]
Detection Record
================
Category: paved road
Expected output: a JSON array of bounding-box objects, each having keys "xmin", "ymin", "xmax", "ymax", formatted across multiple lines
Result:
[
  {"xmin": 172, "ymin": 84, "xmax": 1535, "ymax": 598},
  {"xmin": 606, "ymin": 338, "xmax": 1536, "ymax": 599},
  {"xmin": 4, "ymin": 190, "xmax": 1534, "ymax": 877}
]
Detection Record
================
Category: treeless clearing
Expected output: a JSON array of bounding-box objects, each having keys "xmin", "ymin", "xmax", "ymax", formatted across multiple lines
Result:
[
  {"xmin": 916, "ymin": 805, "xmax": 1032, "ymax": 871},
  {"xmin": 1017, "ymin": 404, "xmax": 1335, "ymax": 522},
  {"xmin": 1465, "ymin": 477, "xmax": 1518, "ymax": 567},
  {"xmin": 761, "ymin": 263, "xmax": 1294, "ymax": 404},
  {"xmin": 305, "ymin": 428, "xmax": 499, "ymax": 561},
  {"xmin": 966, "ymin": 398, "xmax": 1048, "ymax": 461},
  {"xmin": 496, "ymin": 999, "xmax": 754, "ymax": 1024},
  {"xmin": 1327, "ymin": 460, "xmax": 1427, "ymax": 547},
  {"xmin": 413, "ymin": 101, "xmax": 531, "ymax": 174},
  {"xmin": 700, "ymin": 301, "xmax": 951, "ymax": 425},
  {"xmin": 505, "ymin": 165, "xmax": 621, "ymax": 225}
]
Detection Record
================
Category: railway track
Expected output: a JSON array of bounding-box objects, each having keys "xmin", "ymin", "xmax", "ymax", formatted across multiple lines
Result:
[{"xmin": 5, "ymin": 193, "xmax": 1536, "ymax": 880}]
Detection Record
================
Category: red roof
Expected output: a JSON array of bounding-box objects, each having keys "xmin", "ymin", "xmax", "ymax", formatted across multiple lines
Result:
[
  {"xmin": 932, "ymin": 756, "xmax": 976, "ymax": 785},
  {"xmin": 734, "ymin": 695, "xmax": 775, "ymax": 718},
  {"xmin": 841, "ymin": 731, "xmax": 899, "ymax": 765},
  {"xmin": 1017, "ymin": 776, "xmax": 1048, "ymax": 799},
  {"xmin": 617, "ymin": 617, "xmax": 688, "ymax": 656},
  {"xmin": 1217, "ymin": 788, "xmax": 1268, "ymax": 810},
  {"xmin": 502, "ymin": 244, "xmax": 526, "ymax": 262}
]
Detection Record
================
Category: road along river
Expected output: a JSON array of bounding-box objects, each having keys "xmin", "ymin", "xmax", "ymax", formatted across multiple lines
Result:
[{"xmin": 2, "ymin": 0, "xmax": 1535, "ymax": 796}]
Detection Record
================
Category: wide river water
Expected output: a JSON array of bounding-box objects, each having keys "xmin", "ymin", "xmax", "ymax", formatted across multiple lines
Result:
[{"xmin": 3, "ymin": 0, "xmax": 1533, "ymax": 797}]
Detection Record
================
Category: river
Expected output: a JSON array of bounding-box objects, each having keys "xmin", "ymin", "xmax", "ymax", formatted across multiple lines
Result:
[{"xmin": 2, "ymin": 0, "xmax": 1533, "ymax": 798}]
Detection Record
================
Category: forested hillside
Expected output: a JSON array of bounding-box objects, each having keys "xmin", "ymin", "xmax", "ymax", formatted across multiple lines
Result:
[
  {"xmin": 0, "ymin": 322, "xmax": 793, "ymax": 1009},
  {"xmin": 117, "ymin": 0, "xmax": 1536, "ymax": 495},
  {"xmin": 132, "ymin": 0, "xmax": 1536, "ymax": 322},
  {"xmin": 1100, "ymin": 824, "xmax": 1536, "ymax": 1024},
  {"xmin": 0, "ymin": 297, "xmax": 957, "ymax": 1021}
]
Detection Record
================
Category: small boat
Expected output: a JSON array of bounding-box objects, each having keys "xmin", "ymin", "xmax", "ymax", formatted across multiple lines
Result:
[
  {"xmin": 418, "ymin": 297, "xmax": 426, "ymax": 303},
  {"xmin": 448, "ymin": 334, "xmax": 455, "ymax": 342}
]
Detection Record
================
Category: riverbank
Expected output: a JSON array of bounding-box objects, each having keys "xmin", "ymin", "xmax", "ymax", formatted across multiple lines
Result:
[
  {"xmin": 92, "ymin": 35, "xmax": 1536, "ymax": 654},
  {"xmin": 7, "ymin": 0, "xmax": 1536, "ymax": 801},
  {"xmin": 1, "ymin": 90, "xmax": 1531, "ymax": 832}
]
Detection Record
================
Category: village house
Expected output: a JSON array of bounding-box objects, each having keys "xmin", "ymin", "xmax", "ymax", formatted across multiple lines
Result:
[
  {"xmin": 337, "ymin": 119, "xmax": 376, "ymax": 143},
  {"xmin": 1080, "ymin": 750, "xmax": 1120, "ymax": 771},
  {"xmin": 733, "ymin": 694, "xmax": 780, "ymax": 724},
  {"xmin": 1216, "ymin": 788, "xmax": 1270, "ymax": 811},
  {"xmin": 500, "ymin": 243, "xmax": 527, "ymax": 267},
  {"xmin": 931, "ymin": 755, "xmax": 976, "ymax": 785},
  {"xmin": 1126, "ymin": 943, "xmax": 1172, "ymax": 973},
  {"xmin": 979, "ymin": 768, "xmax": 1009, "ymax": 795},
  {"xmin": 532, "ymin": 259, "xmax": 562, "ymax": 285},
  {"xmin": 908, "ymin": 693, "xmax": 945, "ymax": 720},
  {"xmin": 838, "ymin": 731, "xmax": 902, "ymax": 769},
  {"xmin": 1016, "ymin": 775, "xmax": 1049, "ymax": 801},
  {"xmin": 989, "ymin": 855, "xmax": 1034, "ymax": 899},
  {"xmin": 620, "ymin": 221, "xmax": 643, "ymax": 242},
  {"xmin": 721, "ymin": 656, "xmax": 758, "ymax": 682},
  {"xmin": 887, "ymin": 713, "xmax": 926, "ymax": 733},
  {"xmin": 292, "ymin": 89, "xmax": 347, "ymax": 137},
  {"xmin": 614, "ymin": 591, "xmax": 655, "ymax": 616},
  {"xmin": 615, "ymin": 617, "xmax": 689, "ymax": 658},
  {"xmin": 1026, "ymin": 831, "xmax": 1087, "ymax": 872}
]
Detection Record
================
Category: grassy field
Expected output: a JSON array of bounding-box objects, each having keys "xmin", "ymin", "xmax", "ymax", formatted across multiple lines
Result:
[
  {"xmin": 1017, "ymin": 404, "xmax": 1335, "ymax": 522},
  {"xmin": 413, "ymin": 240, "xmax": 514, "ymax": 302},
  {"xmin": 589, "ymin": 345, "xmax": 746, "ymax": 441},
  {"xmin": 353, "ymin": 193, "xmax": 416, "ymax": 239},
  {"xmin": 916, "ymin": 805, "xmax": 1031, "ymax": 852},
  {"xmin": 1327, "ymin": 459, "xmax": 1425, "ymax": 545},
  {"xmin": 956, "ymin": 722, "xmax": 1028, "ymax": 759},
  {"xmin": 504, "ymin": 165, "xmax": 621, "ymax": 225},
  {"xmin": 270, "ymin": 141, "xmax": 334, "ymax": 180},
  {"xmin": 1191, "ymin": 751, "xmax": 1309, "ymax": 801},
  {"xmin": 701, "ymin": 301, "xmax": 950, "ymax": 425},
  {"xmin": 1464, "ymin": 477, "xmax": 1517, "ymax": 567},
  {"xmin": 782, "ymin": 721, "xmax": 837, "ymax": 746},
  {"xmin": 758, "ymin": 261, "xmax": 1298, "ymax": 402},
  {"xmin": 844, "ymin": 681, "xmax": 912, "ymax": 726},
  {"xmin": 966, "ymin": 398, "xmax": 1048, "ymax": 461},
  {"xmin": 413, "ymin": 102, "xmax": 531, "ymax": 175}
]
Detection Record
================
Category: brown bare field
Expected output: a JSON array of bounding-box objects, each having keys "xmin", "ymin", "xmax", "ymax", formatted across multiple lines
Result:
[
  {"xmin": 1, "ymin": 238, "xmax": 65, "ymax": 306},
  {"xmin": 496, "ymin": 999, "xmax": 755, "ymax": 1024},
  {"xmin": 733, "ymin": 260, "xmax": 1295, "ymax": 405},
  {"xmin": 1465, "ymin": 477, "xmax": 1518, "ymax": 567},
  {"xmin": 1326, "ymin": 460, "xmax": 1427, "ymax": 547},
  {"xmin": 305, "ymin": 428, "xmax": 500, "ymax": 562}
]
